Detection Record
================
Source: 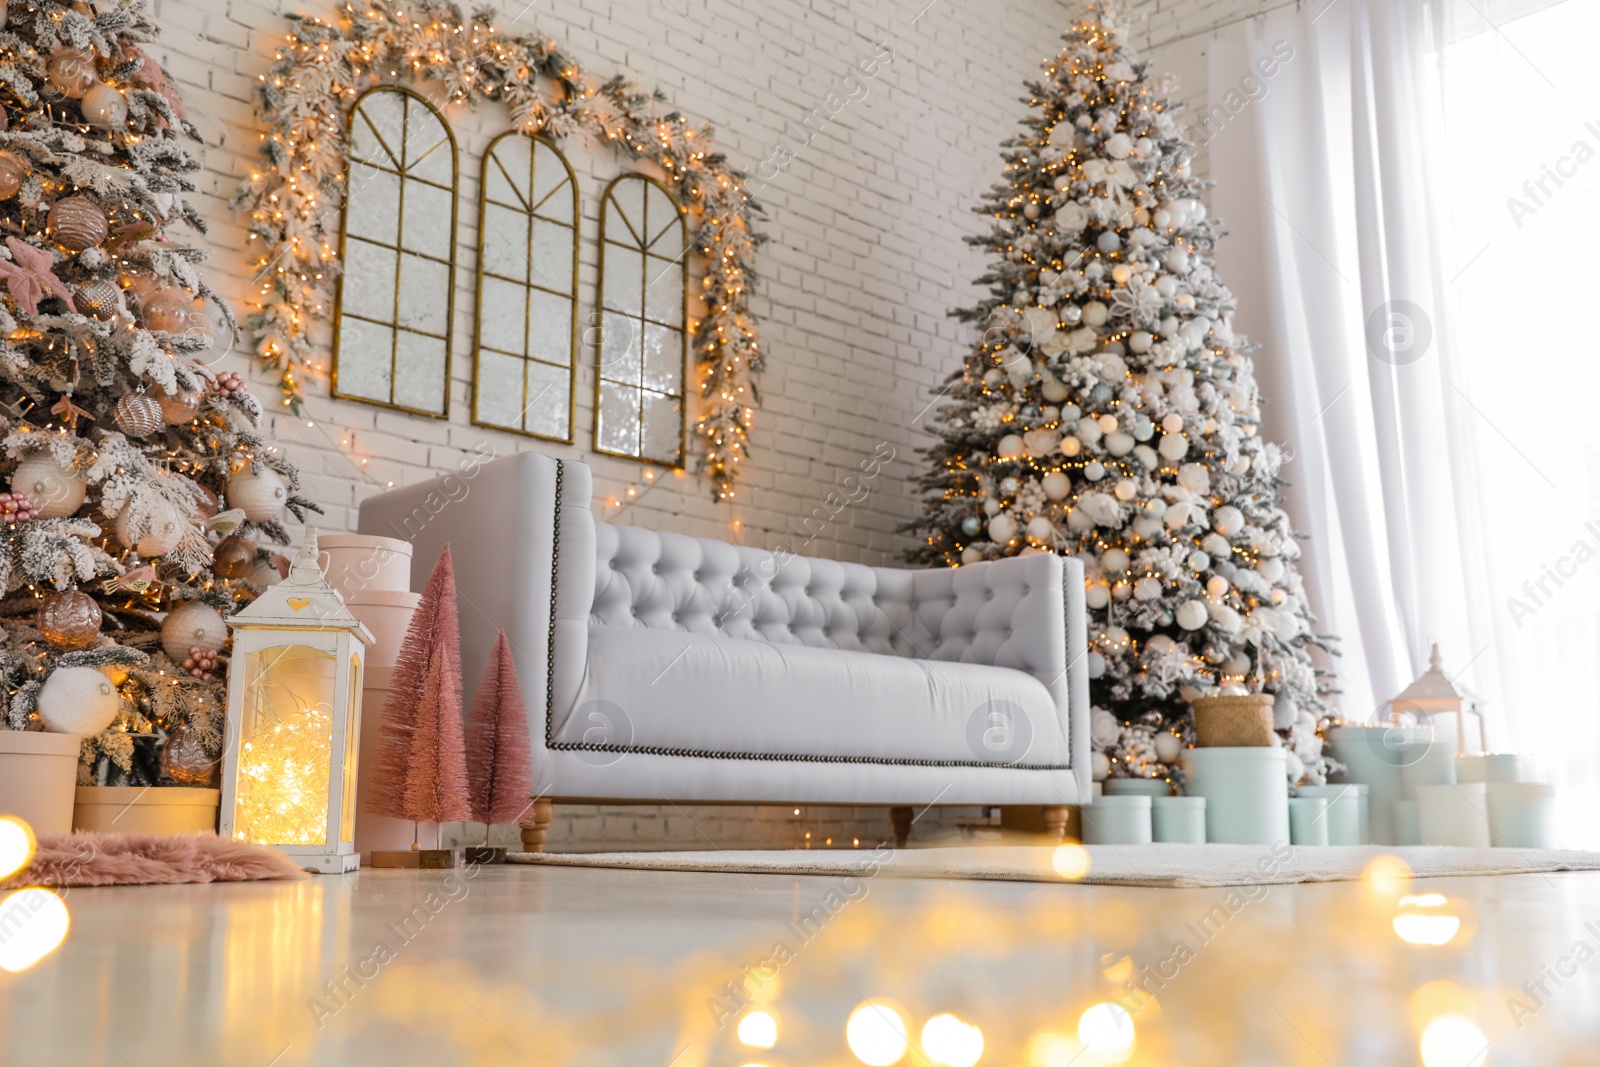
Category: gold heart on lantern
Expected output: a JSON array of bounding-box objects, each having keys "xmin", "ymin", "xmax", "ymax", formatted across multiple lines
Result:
[{"xmin": 287, "ymin": 597, "xmax": 310, "ymax": 611}]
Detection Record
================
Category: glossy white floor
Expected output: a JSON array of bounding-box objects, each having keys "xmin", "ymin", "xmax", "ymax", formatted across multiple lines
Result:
[{"xmin": 2, "ymin": 859, "xmax": 1598, "ymax": 1066}]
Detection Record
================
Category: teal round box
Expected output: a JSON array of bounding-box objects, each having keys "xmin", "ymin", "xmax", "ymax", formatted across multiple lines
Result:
[{"xmin": 1181, "ymin": 747, "xmax": 1289, "ymax": 845}]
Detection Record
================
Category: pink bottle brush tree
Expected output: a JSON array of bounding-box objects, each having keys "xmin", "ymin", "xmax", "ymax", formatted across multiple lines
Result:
[
  {"xmin": 464, "ymin": 630, "xmax": 536, "ymax": 845},
  {"xmin": 365, "ymin": 546, "xmax": 471, "ymax": 847}
]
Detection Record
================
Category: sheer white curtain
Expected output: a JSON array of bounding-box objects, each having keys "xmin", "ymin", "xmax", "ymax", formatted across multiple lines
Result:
[{"xmin": 1207, "ymin": 0, "xmax": 1600, "ymax": 841}]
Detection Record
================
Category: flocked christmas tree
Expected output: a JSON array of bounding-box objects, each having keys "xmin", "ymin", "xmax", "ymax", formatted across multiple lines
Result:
[
  {"xmin": 0, "ymin": 1, "xmax": 314, "ymax": 786},
  {"xmin": 905, "ymin": 6, "xmax": 1336, "ymax": 785}
]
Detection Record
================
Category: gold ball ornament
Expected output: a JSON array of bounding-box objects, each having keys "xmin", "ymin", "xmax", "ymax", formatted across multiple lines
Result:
[
  {"xmin": 140, "ymin": 288, "xmax": 191, "ymax": 333},
  {"xmin": 46, "ymin": 48, "xmax": 98, "ymax": 99},
  {"xmin": 116, "ymin": 498, "xmax": 185, "ymax": 557},
  {"xmin": 79, "ymin": 82, "xmax": 126, "ymax": 129},
  {"xmin": 0, "ymin": 151, "xmax": 28, "ymax": 200},
  {"xmin": 156, "ymin": 390, "xmax": 200, "ymax": 424},
  {"xmin": 37, "ymin": 666, "xmax": 122, "ymax": 735},
  {"xmin": 212, "ymin": 534, "xmax": 256, "ymax": 579},
  {"xmin": 113, "ymin": 392, "xmax": 162, "ymax": 437},
  {"xmin": 10, "ymin": 454, "xmax": 86, "ymax": 519},
  {"xmin": 160, "ymin": 600, "xmax": 227, "ymax": 662},
  {"xmin": 227, "ymin": 466, "xmax": 288, "ymax": 522},
  {"xmin": 36, "ymin": 589, "xmax": 102, "ymax": 649},
  {"xmin": 47, "ymin": 196, "xmax": 109, "ymax": 252},
  {"xmin": 160, "ymin": 724, "xmax": 218, "ymax": 787},
  {"xmin": 73, "ymin": 278, "xmax": 121, "ymax": 319}
]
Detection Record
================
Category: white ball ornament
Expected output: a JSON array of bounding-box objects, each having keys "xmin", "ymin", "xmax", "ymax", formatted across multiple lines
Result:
[
  {"xmin": 1111, "ymin": 264, "xmax": 1132, "ymax": 285},
  {"xmin": 1257, "ymin": 557, "xmax": 1286, "ymax": 583},
  {"xmin": 1161, "ymin": 413, "xmax": 1184, "ymax": 433},
  {"xmin": 988, "ymin": 514, "xmax": 1017, "ymax": 544},
  {"xmin": 1091, "ymin": 751, "xmax": 1111, "ymax": 780},
  {"xmin": 1133, "ymin": 576, "xmax": 1162, "ymax": 601},
  {"xmin": 1153, "ymin": 731, "xmax": 1183, "ymax": 764},
  {"xmin": 37, "ymin": 666, "xmax": 123, "ymax": 734},
  {"xmin": 228, "ymin": 466, "xmax": 289, "ymax": 522},
  {"xmin": 1100, "ymin": 547, "xmax": 1130, "ymax": 572},
  {"xmin": 1097, "ymin": 231, "xmax": 1121, "ymax": 254},
  {"xmin": 1041, "ymin": 471, "xmax": 1071, "ymax": 501},
  {"xmin": 1128, "ymin": 331, "xmax": 1153, "ymax": 353},
  {"xmin": 1114, "ymin": 478, "xmax": 1138, "ymax": 502},
  {"xmin": 1176, "ymin": 599, "xmax": 1209, "ymax": 631},
  {"xmin": 1084, "ymin": 460, "xmax": 1106, "ymax": 481},
  {"xmin": 1041, "ymin": 377, "xmax": 1070, "ymax": 403},
  {"xmin": 1158, "ymin": 433, "xmax": 1188, "ymax": 461},
  {"xmin": 11, "ymin": 454, "xmax": 86, "ymax": 519},
  {"xmin": 1155, "ymin": 275, "xmax": 1179, "ymax": 298},
  {"xmin": 961, "ymin": 546, "xmax": 985, "ymax": 564},
  {"xmin": 1085, "ymin": 581, "xmax": 1110, "ymax": 609},
  {"xmin": 1133, "ymin": 445, "xmax": 1159, "ymax": 470},
  {"xmin": 1132, "ymin": 515, "xmax": 1162, "ymax": 538},
  {"xmin": 1206, "ymin": 575, "xmax": 1229, "ymax": 598},
  {"xmin": 1026, "ymin": 515, "xmax": 1055, "ymax": 542},
  {"xmin": 983, "ymin": 497, "xmax": 1002, "ymax": 517},
  {"xmin": 80, "ymin": 82, "xmax": 128, "ymax": 129},
  {"xmin": 161, "ymin": 600, "xmax": 228, "ymax": 661},
  {"xmin": 1204, "ymin": 533, "xmax": 1232, "ymax": 559},
  {"xmin": 1165, "ymin": 246, "xmax": 1191, "ymax": 274},
  {"xmin": 1105, "ymin": 132, "xmax": 1133, "ymax": 159},
  {"xmin": 997, "ymin": 434, "xmax": 1025, "ymax": 460},
  {"xmin": 116, "ymin": 499, "xmax": 185, "ymax": 557},
  {"xmin": 1106, "ymin": 431, "xmax": 1135, "ymax": 456},
  {"xmin": 1214, "ymin": 505, "xmax": 1245, "ymax": 536},
  {"xmin": 1096, "ymin": 414, "xmax": 1118, "ymax": 434},
  {"xmin": 1188, "ymin": 551, "xmax": 1212, "ymax": 571},
  {"xmin": 961, "ymin": 515, "xmax": 983, "ymax": 536},
  {"xmin": 1022, "ymin": 202, "xmax": 1041, "ymax": 220},
  {"xmin": 1111, "ymin": 580, "xmax": 1131, "ymax": 600},
  {"xmin": 1082, "ymin": 301, "xmax": 1109, "ymax": 327},
  {"xmin": 1000, "ymin": 476, "xmax": 1021, "ymax": 495}
]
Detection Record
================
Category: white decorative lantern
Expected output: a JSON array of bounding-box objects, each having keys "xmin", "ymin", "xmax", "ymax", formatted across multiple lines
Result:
[
  {"xmin": 220, "ymin": 527, "xmax": 373, "ymax": 874},
  {"xmin": 1388, "ymin": 643, "xmax": 1486, "ymax": 756}
]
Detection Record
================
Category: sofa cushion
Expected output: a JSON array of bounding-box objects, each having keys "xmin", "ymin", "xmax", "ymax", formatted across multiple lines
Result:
[{"xmin": 553, "ymin": 625, "xmax": 1071, "ymax": 768}]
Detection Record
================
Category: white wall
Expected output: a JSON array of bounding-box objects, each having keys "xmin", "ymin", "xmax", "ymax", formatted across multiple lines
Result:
[{"xmin": 151, "ymin": 0, "xmax": 1282, "ymax": 848}]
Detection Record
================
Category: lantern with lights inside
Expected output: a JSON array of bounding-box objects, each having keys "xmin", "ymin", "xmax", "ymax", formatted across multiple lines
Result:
[{"xmin": 220, "ymin": 527, "xmax": 372, "ymax": 874}]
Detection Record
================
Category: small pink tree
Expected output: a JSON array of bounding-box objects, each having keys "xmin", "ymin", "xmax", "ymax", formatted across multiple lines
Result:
[
  {"xmin": 465, "ymin": 630, "xmax": 536, "ymax": 838},
  {"xmin": 366, "ymin": 546, "xmax": 470, "ymax": 836}
]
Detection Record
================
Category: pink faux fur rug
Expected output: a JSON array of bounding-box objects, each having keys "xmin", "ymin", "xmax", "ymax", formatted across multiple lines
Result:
[{"xmin": 2, "ymin": 831, "xmax": 306, "ymax": 889}]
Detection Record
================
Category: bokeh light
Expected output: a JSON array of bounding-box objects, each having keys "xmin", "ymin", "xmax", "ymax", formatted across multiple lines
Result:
[
  {"xmin": 848, "ymin": 998, "xmax": 910, "ymax": 1066},
  {"xmin": 1394, "ymin": 894, "xmax": 1463, "ymax": 946},
  {"xmin": 1052, "ymin": 843, "xmax": 1092, "ymax": 880},
  {"xmin": 1419, "ymin": 1015, "xmax": 1488, "ymax": 1067},
  {"xmin": 921, "ymin": 1012, "xmax": 984, "ymax": 1067},
  {"xmin": 737, "ymin": 1009, "xmax": 778, "ymax": 1049},
  {"xmin": 1027, "ymin": 1031, "xmax": 1086, "ymax": 1067},
  {"xmin": 1077, "ymin": 1001, "xmax": 1136, "ymax": 1062},
  {"xmin": 0, "ymin": 815, "xmax": 35, "ymax": 881},
  {"xmin": 0, "ymin": 887, "xmax": 70, "ymax": 972}
]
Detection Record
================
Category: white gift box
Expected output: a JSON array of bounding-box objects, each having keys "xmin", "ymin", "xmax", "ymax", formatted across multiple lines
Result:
[{"xmin": 1182, "ymin": 747, "xmax": 1289, "ymax": 845}]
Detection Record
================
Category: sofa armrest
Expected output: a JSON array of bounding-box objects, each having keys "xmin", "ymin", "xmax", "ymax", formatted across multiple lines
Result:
[
  {"xmin": 904, "ymin": 553, "xmax": 1090, "ymax": 787},
  {"xmin": 357, "ymin": 450, "xmax": 596, "ymax": 746}
]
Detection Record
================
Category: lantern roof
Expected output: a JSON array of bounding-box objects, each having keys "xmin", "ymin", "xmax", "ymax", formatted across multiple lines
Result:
[
  {"xmin": 227, "ymin": 526, "xmax": 374, "ymax": 642},
  {"xmin": 1392, "ymin": 643, "xmax": 1478, "ymax": 709}
]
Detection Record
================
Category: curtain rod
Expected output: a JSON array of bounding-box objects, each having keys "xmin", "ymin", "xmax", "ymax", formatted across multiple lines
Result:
[{"xmin": 1134, "ymin": 0, "xmax": 1308, "ymax": 52}]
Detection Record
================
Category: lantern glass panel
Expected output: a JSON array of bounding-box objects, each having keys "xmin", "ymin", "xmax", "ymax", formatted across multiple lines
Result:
[
  {"xmin": 341, "ymin": 654, "xmax": 363, "ymax": 844},
  {"xmin": 233, "ymin": 644, "xmax": 339, "ymax": 846}
]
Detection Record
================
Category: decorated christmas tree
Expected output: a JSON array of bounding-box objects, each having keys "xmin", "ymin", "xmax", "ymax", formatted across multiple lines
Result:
[
  {"xmin": 0, "ymin": 1, "xmax": 313, "ymax": 786},
  {"xmin": 464, "ymin": 630, "xmax": 534, "ymax": 834},
  {"xmin": 366, "ymin": 547, "xmax": 470, "ymax": 831},
  {"xmin": 904, "ymin": 6, "xmax": 1336, "ymax": 784}
]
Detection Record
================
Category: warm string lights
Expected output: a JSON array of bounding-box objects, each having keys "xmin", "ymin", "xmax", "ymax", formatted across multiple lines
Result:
[
  {"xmin": 235, "ymin": 0, "xmax": 767, "ymax": 501},
  {"xmin": 233, "ymin": 690, "xmax": 336, "ymax": 847}
]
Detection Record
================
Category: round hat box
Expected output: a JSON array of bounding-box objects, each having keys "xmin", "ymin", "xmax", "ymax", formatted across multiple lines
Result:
[
  {"xmin": 319, "ymin": 534, "xmax": 413, "ymax": 598},
  {"xmin": 1082, "ymin": 795, "xmax": 1153, "ymax": 846},
  {"xmin": 1181, "ymin": 747, "xmax": 1290, "ymax": 845},
  {"xmin": 72, "ymin": 786, "xmax": 220, "ymax": 835}
]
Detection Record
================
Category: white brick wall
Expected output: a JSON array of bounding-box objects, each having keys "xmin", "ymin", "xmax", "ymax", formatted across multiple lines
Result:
[{"xmin": 153, "ymin": 0, "xmax": 1276, "ymax": 849}]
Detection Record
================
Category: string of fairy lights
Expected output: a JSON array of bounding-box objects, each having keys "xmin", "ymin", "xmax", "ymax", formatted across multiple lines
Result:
[{"xmin": 235, "ymin": 0, "xmax": 767, "ymax": 501}]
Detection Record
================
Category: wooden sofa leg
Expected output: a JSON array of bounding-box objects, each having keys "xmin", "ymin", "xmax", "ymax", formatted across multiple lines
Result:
[
  {"xmin": 1040, "ymin": 805, "xmax": 1069, "ymax": 842},
  {"xmin": 889, "ymin": 806, "xmax": 913, "ymax": 848},
  {"xmin": 520, "ymin": 798, "xmax": 554, "ymax": 853}
]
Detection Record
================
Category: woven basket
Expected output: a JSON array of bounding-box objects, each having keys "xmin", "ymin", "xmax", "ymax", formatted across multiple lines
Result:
[{"xmin": 1191, "ymin": 694, "xmax": 1277, "ymax": 748}]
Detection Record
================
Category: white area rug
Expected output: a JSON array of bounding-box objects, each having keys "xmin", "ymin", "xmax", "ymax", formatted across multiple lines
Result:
[{"xmin": 509, "ymin": 844, "xmax": 1600, "ymax": 888}]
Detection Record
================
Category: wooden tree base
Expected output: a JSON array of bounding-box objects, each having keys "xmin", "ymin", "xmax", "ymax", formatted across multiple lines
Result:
[
  {"xmin": 462, "ymin": 846, "xmax": 507, "ymax": 865},
  {"xmin": 368, "ymin": 848, "xmax": 462, "ymax": 869},
  {"xmin": 519, "ymin": 798, "xmax": 554, "ymax": 853}
]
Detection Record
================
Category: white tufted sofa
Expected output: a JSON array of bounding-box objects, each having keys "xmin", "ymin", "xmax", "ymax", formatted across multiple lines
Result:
[{"xmin": 359, "ymin": 451, "xmax": 1091, "ymax": 846}]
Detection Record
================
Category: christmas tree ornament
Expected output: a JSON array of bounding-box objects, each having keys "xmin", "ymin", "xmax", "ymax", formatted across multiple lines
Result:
[
  {"xmin": 160, "ymin": 600, "xmax": 227, "ymax": 661},
  {"xmin": 36, "ymin": 589, "xmax": 102, "ymax": 649},
  {"xmin": 0, "ymin": 492, "xmax": 38, "ymax": 523},
  {"xmin": 116, "ymin": 498, "xmax": 185, "ymax": 557},
  {"xmin": 0, "ymin": 152, "xmax": 27, "ymax": 199},
  {"xmin": 47, "ymin": 196, "xmax": 109, "ymax": 251},
  {"xmin": 160, "ymin": 723, "xmax": 217, "ymax": 787},
  {"xmin": 182, "ymin": 645, "xmax": 219, "ymax": 678},
  {"xmin": 156, "ymin": 389, "xmax": 200, "ymax": 424},
  {"xmin": 247, "ymin": 556, "xmax": 286, "ymax": 587},
  {"xmin": 37, "ymin": 666, "xmax": 122, "ymax": 734},
  {"xmin": 10, "ymin": 454, "xmax": 86, "ymax": 519},
  {"xmin": 79, "ymin": 82, "xmax": 127, "ymax": 129},
  {"xmin": 212, "ymin": 533, "xmax": 257, "ymax": 578},
  {"xmin": 140, "ymin": 288, "xmax": 191, "ymax": 333},
  {"xmin": 114, "ymin": 391, "xmax": 162, "ymax": 437},
  {"xmin": 210, "ymin": 370, "xmax": 246, "ymax": 395},
  {"xmin": 227, "ymin": 465, "xmax": 288, "ymax": 521},
  {"xmin": 46, "ymin": 48, "xmax": 98, "ymax": 98},
  {"xmin": 73, "ymin": 278, "xmax": 122, "ymax": 319}
]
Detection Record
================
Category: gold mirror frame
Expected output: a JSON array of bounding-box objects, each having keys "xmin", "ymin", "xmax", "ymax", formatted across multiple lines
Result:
[
  {"xmin": 330, "ymin": 85, "xmax": 459, "ymax": 418},
  {"xmin": 593, "ymin": 174, "xmax": 690, "ymax": 469},
  {"xmin": 470, "ymin": 131, "xmax": 580, "ymax": 442}
]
